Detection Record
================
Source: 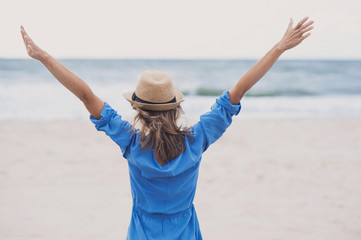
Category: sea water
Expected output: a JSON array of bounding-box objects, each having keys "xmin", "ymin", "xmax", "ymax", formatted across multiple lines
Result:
[{"xmin": 1, "ymin": 59, "xmax": 361, "ymax": 121}]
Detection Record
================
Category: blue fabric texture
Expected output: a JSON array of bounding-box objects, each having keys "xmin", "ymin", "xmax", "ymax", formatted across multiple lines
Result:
[{"xmin": 90, "ymin": 90, "xmax": 241, "ymax": 239}]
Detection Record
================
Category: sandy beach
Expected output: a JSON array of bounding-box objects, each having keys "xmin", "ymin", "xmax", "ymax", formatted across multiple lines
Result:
[{"xmin": 1, "ymin": 117, "xmax": 361, "ymax": 240}]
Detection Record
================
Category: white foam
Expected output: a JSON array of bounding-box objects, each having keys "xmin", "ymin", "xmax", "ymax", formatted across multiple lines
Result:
[
  {"xmin": 1, "ymin": 82, "xmax": 361, "ymax": 121},
  {"xmin": 238, "ymin": 95, "xmax": 361, "ymax": 118}
]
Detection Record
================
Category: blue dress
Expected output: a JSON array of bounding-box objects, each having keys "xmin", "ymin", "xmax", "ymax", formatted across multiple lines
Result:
[{"xmin": 90, "ymin": 91, "xmax": 241, "ymax": 239}]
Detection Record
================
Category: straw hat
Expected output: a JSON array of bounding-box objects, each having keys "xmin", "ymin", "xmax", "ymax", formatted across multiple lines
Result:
[{"xmin": 123, "ymin": 70, "xmax": 184, "ymax": 111}]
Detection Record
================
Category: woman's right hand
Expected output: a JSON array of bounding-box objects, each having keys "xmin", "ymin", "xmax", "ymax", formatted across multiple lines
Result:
[
  {"xmin": 277, "ymin": 17, "xmax": 314, "ymax": 52},
  {"xmin": 20, "ymin": 26, "xmax": 48, "ymax": 61}
]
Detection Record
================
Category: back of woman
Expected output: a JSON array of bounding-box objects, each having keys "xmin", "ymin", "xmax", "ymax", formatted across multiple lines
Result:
[{"xmin": 90, "ymin": 71, "xmax": 241, "ymax": 239}]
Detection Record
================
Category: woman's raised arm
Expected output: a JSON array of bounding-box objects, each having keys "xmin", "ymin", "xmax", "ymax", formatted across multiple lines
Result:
[
  {"xmin": 20, "ymin": 26, "xmax": 104, "ymax": 119},
  {"xmin": 228, "ymin": 17, "xmax": 314, "ymax": 104}
]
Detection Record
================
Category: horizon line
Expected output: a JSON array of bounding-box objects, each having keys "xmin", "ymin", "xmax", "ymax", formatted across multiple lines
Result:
[{"xmin": 1, "ymin": 57, "xmax": 361, "ymax": 61}]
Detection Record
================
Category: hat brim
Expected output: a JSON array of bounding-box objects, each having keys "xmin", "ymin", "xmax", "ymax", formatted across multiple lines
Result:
[{"xmin": 123, "ymin": 89, "xmax": 184, "ymax": 111}]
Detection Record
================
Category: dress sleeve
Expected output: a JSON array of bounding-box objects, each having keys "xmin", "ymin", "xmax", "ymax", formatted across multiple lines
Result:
[
  {"xmin": 192, "ymin": 90, "xmax": 241, "ymax": 152},
  {"xmin": 89, "ymin": 102, "xmax": 134, "ymax": 155}
]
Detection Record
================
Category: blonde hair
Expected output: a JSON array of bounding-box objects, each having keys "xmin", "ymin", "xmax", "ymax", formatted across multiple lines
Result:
[{"xmin": 131, "ymin": 105, "xmax": 194, "ymax": 164}]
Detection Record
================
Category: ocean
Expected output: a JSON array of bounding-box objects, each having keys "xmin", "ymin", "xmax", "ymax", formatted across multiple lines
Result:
[{"xmin": 1, "ymin": 59, "xmax": 361, "ymax": 121}]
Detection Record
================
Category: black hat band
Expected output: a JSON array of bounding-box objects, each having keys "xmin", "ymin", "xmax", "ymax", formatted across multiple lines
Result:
[{"xmin": 132, "ymin": 92, "xmax": 176, "ymax": 105}]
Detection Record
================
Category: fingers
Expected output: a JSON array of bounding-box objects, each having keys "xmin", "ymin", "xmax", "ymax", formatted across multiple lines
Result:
[
  {"xmin": 295, "ymin": 16, "xmax": 309, "ymax": 29},
  {"xmin": 20, "ymin": 26, "xmax": 27, "ymax": 38},
  {"xmin": 287, "ymin": 18, "xmax": 293, "ymax": 31},
  {"xmin": 291, "ymin": 17, "xmax": 314, "ymax": 39},
  {"xmin": 300, "ymin": 32, "xmax": 311, "ymax": 42},
  {"xmin": 20, "ymin": 26, "xmax": 33, "ymax": 55},
  {"xmin": 20, "ymin": 26, "xmax": 26, "ymax": 42},
  {"xmin": 302, "ymin": 20, "xmax": 314, "ymax": 29},
  {"xmin": 20, "ymin": 26, "xmax": 34, "ymax": 44},
  {"xmin": 21, "ymin": 25, "xmax": 29, "ymax": 36},
  {"xmin": 280, "ymin": 17, "xmax": 313, "ymax": 51},
  {"xmin": 299, "ymin": 25, "xmax": 314, "ymax": 35},
  {"xmin": 20, "ymin": 26, "xmax": 30, "ymax": 45}
]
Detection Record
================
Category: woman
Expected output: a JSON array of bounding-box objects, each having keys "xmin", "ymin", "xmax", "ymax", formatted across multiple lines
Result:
[{"xmin": 21, "ymin": 17, "xmax": 313, "ymax": 239}]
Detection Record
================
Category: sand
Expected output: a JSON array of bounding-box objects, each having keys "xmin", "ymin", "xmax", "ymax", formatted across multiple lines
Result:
[{"xmin": 1, "ymin": 117, "xmax": 361, "ymax": 240}]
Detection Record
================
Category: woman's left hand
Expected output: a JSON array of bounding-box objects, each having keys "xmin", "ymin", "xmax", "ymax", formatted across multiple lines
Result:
[
  {"xmin": 20, "ymin": 26, "xmax": 48, "ymax": 61},
  {"xmin": 278, "ymin": 17, "xmax": 314, "ymax": 52}
]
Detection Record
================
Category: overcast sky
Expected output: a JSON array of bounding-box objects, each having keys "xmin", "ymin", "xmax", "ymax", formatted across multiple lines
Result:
[{"xmin": 1, "ymin": 0, "xmax": 360, "ymax": 59}]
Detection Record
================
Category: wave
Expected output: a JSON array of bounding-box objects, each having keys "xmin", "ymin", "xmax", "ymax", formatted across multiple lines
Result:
[
  {"xmin": 195, "ymin": 88, "xmax": 226, "ymax": 96},
  {"xmin": 187, "ymin": 88, "xmax": 315, "ymax": 97},
  {"xmin": 245, "ymin": 89, "xmax": 315, "ymax": 97}
]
